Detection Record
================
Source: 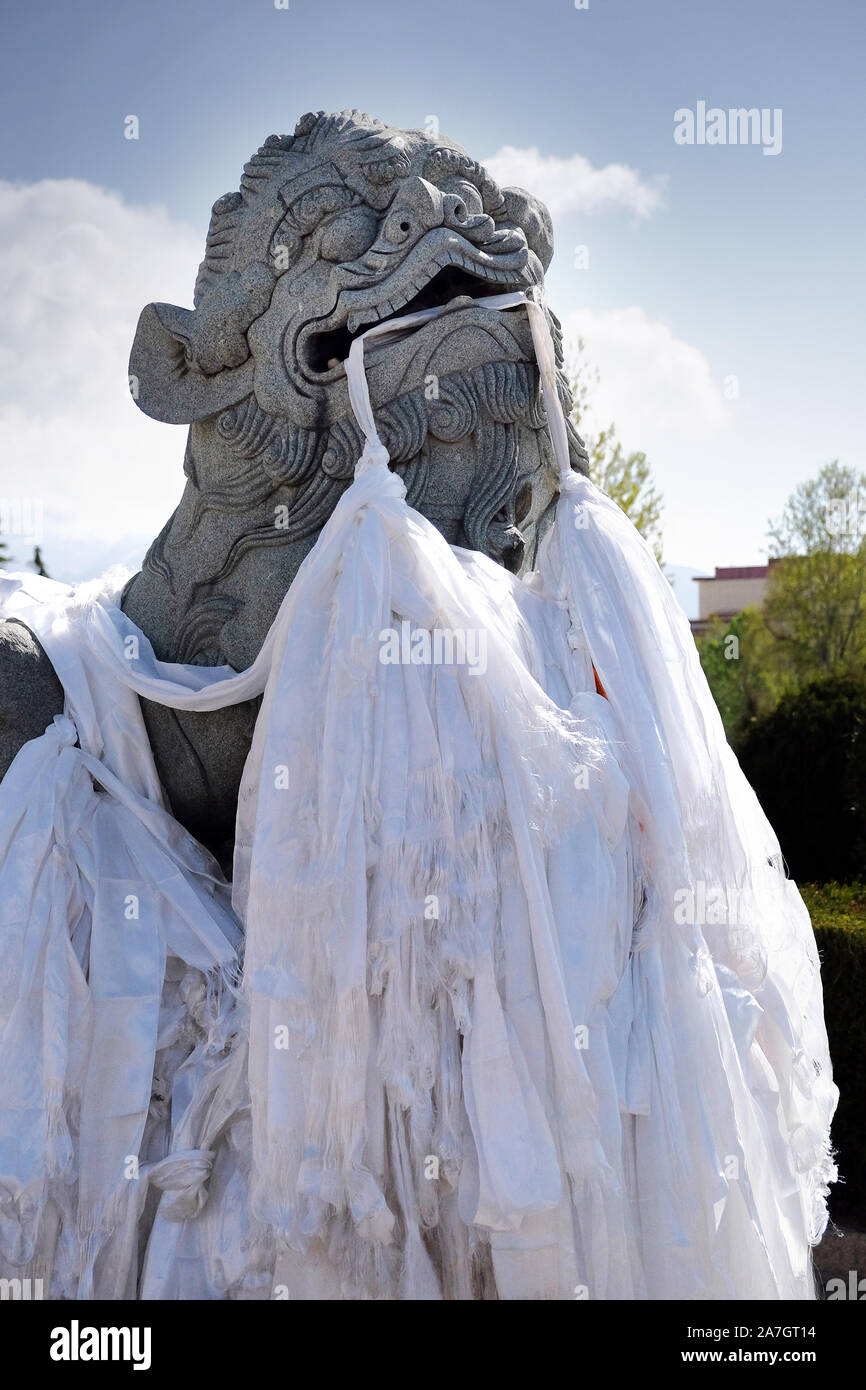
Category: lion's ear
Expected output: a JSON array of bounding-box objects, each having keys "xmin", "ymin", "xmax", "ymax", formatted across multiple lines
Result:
[
  {"xmin": 128, "ymin": 302, "xmax": 255, "ymax": 425},
  {"xmin": 500, "ymin": 186, "xmax": 554, "ymax": 273}
]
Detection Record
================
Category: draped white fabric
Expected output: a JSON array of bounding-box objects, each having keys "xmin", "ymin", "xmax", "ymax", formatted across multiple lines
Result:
[{"xmin": 0, "ymin": 293, "xmax": 836, "ymax": 1299}]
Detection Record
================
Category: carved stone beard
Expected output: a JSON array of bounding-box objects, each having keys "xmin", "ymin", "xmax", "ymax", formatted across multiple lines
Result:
[{"xmin": 143, "ymin": 359, "xmax": 555, "ymax": 648}]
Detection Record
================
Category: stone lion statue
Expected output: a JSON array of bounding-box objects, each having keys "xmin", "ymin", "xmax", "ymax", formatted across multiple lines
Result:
[{"xmin": 0, "ymin": 109, "xmax": 587, "ymax": 869}]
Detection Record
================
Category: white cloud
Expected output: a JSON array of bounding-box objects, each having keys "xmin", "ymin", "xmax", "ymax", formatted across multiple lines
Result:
[
  {"xmin": 560, "ymin": 305, "xmax": 741, "ymax": 578},
  {"xmin": 0, "ymin": 179, "xmax": 202, "ymax": 579},
  {"xmin": 483, "ymin": 145, "xmax": 666, "ymax": 219},
  {"xmin": 561, "ymin": 304, "xmax": 727, "ymax": 449}
]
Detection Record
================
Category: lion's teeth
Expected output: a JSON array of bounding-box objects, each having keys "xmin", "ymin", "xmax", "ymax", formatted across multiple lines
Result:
[{"xmin": 345, "ymin": 253, "xmax": 520, "ymax": 342}]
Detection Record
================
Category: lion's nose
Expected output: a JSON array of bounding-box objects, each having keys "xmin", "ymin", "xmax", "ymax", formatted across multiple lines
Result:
[{"xmin": 381, "ymin": 176, "xmax": 444, "ymax": 244}]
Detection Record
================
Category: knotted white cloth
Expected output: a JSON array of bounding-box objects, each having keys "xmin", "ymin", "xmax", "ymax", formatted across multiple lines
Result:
[{"xmin": 0, "ymin": 292, "xmax": 836, "ymax": 1300}]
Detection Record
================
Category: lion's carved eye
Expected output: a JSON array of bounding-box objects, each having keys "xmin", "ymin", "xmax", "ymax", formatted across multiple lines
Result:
[{"xmin": 319, "ymin": 205, "xmax": 379, "ymax": 263}]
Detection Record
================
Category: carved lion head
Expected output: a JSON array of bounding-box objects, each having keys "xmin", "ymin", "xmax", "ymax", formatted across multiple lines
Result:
[{"xmin": 130, "ymin": 110, "xmax": 586, "ymax": 582}]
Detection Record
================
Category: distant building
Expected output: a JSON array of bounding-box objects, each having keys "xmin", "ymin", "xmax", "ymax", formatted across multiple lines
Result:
[{"xmin": 691, "ymin": 564, "xmax": 774, "ymax": 637}]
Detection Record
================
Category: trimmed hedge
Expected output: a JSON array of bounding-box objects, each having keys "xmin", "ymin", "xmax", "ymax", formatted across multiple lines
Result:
[
  {"xmin": 737, "ymin": 677, "xmax": 866, "ymax": 884},
  {"xmin": 801, "ymin": 883, "xmax": 866, "ymax": 1224}
]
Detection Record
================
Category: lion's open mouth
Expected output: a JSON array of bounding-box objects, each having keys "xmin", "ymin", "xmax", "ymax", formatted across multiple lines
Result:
[{"xmin": 302, "ymin": 246, "xmax": 532, "ymax": 377}]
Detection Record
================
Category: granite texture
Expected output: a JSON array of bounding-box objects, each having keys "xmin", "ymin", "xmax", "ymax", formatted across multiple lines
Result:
[{"xmin": 0, "ymin": 620, "xmax": 65, "ymax": 781}]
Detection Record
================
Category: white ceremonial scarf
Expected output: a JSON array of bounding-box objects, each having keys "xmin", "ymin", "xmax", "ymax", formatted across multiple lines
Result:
[
  {"xmin": 0, "ymin": 293, "xmax": 836, "ymax": 1300},
  {"xmin": 0, "ymin": 575, "xmax": 243, "ymax": 1299}
]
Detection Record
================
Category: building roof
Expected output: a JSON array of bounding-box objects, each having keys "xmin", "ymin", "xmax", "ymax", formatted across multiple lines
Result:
[{"xmin": 694, "ymin": 565, "xmax": 770, "ymax": 582}]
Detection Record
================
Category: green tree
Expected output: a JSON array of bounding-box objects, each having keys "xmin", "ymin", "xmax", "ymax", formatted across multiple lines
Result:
[
  {"xmin": 697, "ymin": 607, "xmax": 792, "ymax": 746},
  {"xmin": 31, "ymin": 546, "xmax": 49, "ymax": 578},
  {"xmin": 569, "ymin": 339, "xmax": 664, "ymax": 563},
  {"xmin": 0, "ymin": 533, "xmax": 10, "ymax": 568},
  {"xmin": 764, "ymin": 461, "xmax": 866, "ymax": 679}
]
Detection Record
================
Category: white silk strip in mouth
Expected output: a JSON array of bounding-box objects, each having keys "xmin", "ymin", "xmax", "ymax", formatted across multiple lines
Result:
[{"xmin": 345, "ymin": 289, "xmax": 573, "ymax": 483}]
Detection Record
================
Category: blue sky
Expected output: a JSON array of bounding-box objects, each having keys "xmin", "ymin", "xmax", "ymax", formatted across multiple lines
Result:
[{"xmin": 1, "ymin": 0, "xmax": 863, "ymax": 614}]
